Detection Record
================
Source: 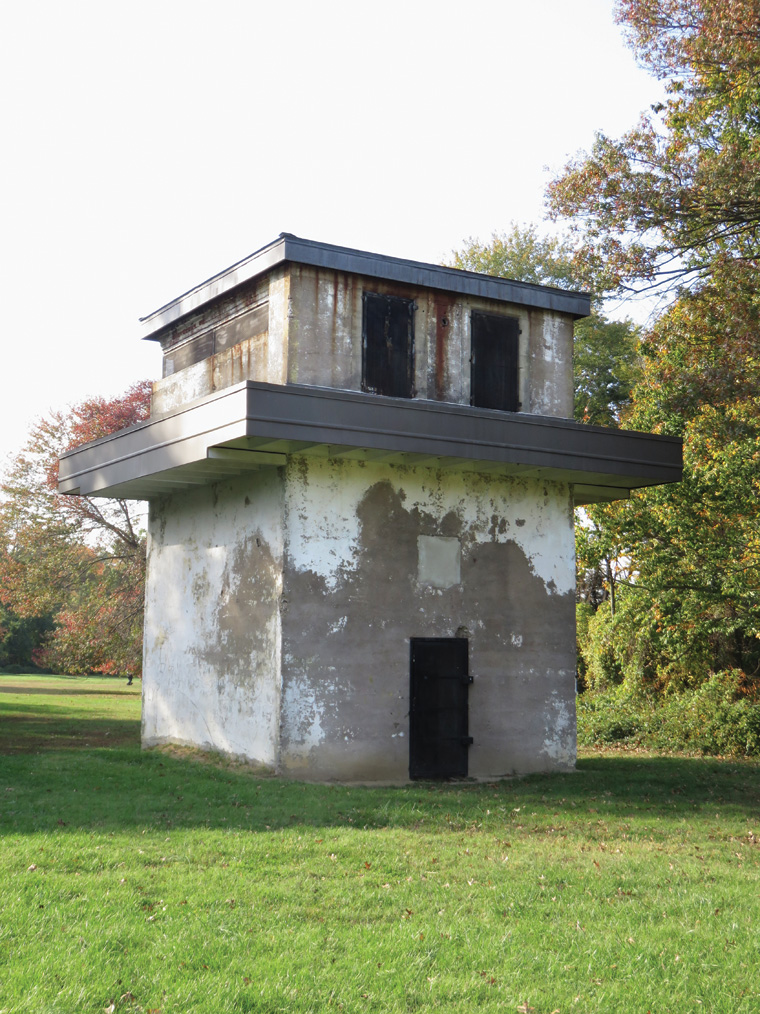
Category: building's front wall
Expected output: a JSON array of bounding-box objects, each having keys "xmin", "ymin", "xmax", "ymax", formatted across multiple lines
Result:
[
  {"xmin": 279, "ymin": 455, "xmax": 576, "ymax": 781},
  {"xmin": 285, "ymin": 265, "xmax": 574, "ymax": 417},
  {"xmin": 141, "ymin": 468, "xmax": 284, "ymax": 767}
]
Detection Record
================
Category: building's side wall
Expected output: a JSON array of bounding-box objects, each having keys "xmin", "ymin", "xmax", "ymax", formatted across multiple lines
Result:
[
  {"xmin": 141, "ymin": 469, "xmax": 284, "ymax": 767},
  {"xmin": 286, "ymin": 265, "xmax": 574, "ymax": 417},
  {"xmin": 279, "ymin": 455, "xmax": 576, "ymax": 782},
  {"xmin": 151, "ymin": 268, "xmax": 290, "ymax": 417}
]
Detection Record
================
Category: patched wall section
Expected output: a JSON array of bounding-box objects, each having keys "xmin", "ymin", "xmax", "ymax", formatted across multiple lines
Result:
[
  {"xmin": 279, "ymin": 456, "xmax": 576, "ymax": 781},
  {"xmin": 142, "ymin": 468, "xmax": 284, "ymax": 766}
]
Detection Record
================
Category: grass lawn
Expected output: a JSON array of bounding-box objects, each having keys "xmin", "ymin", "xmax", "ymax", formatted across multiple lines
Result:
[{"xmin": 1, "ymin": 675, "xmax": 759, "ymax": 1013}]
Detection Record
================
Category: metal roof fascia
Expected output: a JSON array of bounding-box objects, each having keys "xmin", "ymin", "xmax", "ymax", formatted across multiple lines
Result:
[
  {"xmin": 278, "ymin": 236, "xmax": 591, "ymax": 317},
  {"xmin": 139, "ymin": 235, "xmax": 591, "ymax": 341},
  {"xmin": 58, "ymin": 382, "xmax": 682, "ymax": 499},
  {"xmin": 240, "ymin": 385, "xmax": 682, "ymax": 482},
  {"xmin": 138, "ymin": 236, "xmax": 288, "ymax": 338}
]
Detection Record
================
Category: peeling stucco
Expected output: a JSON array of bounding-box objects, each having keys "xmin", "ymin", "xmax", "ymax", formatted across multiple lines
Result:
[
  {"xmin": 282, "ymin": 456, "xmax": 574, "ymax": 597},
  {"xmin": 140, "ymin": 449, "xmax": 577, "ymax": 779},
  {"xmin": 141, "ymin": 468, "xmax": 284, "ymax": 768},
  {"xmin": 276, "ymin": 455, "xmax": 576, "ymax": 781}
]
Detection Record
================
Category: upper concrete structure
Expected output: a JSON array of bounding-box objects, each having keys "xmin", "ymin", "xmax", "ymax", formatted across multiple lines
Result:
[{"xmin": 60, "ymin": 235, "xmax": 681, "ymax": 505}]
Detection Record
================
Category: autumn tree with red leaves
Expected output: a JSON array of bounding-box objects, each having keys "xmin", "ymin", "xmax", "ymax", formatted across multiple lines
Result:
[{"xmin": 0, "ymin": 382, "xmax": 152, "ymax": 676}]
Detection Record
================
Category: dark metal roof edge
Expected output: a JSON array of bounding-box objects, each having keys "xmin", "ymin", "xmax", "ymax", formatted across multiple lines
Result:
[
  {"xmin": 59, "ymin": 381, "xmax": 682, "ymax": 492},
  {"xmin": 269, "ymin": 382, "xmax": 683, "ymax": 450},
  {"xmin": 58, "ymin": 381, "xmax": 248, "ymax": 461},
  {"xmin": 59, "ymin": 380, "xmax": 682, "ymax": 459},
  {"xmin": 279, "ymin": 236, "xmax": 591, "ymax": 316},
  {"xmin": 139, "ymin": 234, "xmax": 591, "ymax": 340}
]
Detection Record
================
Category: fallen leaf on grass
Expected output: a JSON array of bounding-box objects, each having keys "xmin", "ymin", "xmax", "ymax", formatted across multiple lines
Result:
[{"xmin": 516, "ymin": 1004, "xmax": 535, "ymax": 1012}]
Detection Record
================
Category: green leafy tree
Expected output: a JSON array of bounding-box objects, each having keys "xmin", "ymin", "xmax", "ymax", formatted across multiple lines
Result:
[
  {"xmin": 0, "ymin": 382, "xmax": 152, "ymax": 676},
  {"xmin": 547, "ymin": 0, "xmax": 760, "ymax": 297},
  {"xmin": 583, "ymin": 299, "xmax": 760, "ymax": 688},
  {"xmin": 548, "ymin": 1, "xmax": 760, "ymax": 688},
  {"xmin": 0, "ymin": 601, "xmax": 54, "ymax": 671},
  {"xmin": 450, "ymin": 224, "xmax": 642, "ymax": 425}
]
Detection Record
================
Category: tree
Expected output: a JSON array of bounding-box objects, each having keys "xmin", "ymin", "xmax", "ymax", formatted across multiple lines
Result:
[
  {"xmin": 581, "ymin": 292, "xmax": 760, "ymax": 688},
  {"xmin": 450, "ymin": 224, "xmax": 642, "ymax": 425},
  {"xmin": 546, "ymin": 0, "xmax": 760, "ymax": 298},
  {"xmin": 547, "ymin": 1, "xmax": 760, "ymax": 688},
  {"xmin": 0, "ymin": 600, "xmax": 53, "ymax": 671},
  {"xmin": 0, "ymin": 382, "xmax": 152, "ymax": 676}
]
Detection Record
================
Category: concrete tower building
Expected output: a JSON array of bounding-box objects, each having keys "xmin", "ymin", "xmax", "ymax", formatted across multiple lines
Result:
[{"xmin": 59, "ymin": 236, "xmax": 681, "ymax": 781}]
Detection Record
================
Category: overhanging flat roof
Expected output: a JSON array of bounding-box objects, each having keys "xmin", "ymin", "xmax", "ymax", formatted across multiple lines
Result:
[
  {"xmin": 58, "ymin": 382, "xmax": 682, "ymax": 506},
  {"xmin": 139, "ymin": 234, "xmax": 591, "ymax": 340}
]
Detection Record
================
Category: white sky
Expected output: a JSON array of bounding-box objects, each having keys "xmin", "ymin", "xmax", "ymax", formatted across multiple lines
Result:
[{"xmin": 1, "ymin": 0, "xmax": 662, "ymax": 467}]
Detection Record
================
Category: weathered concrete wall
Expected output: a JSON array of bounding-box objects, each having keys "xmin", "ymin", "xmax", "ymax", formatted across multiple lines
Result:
[
  {"xmin": 141, "ymin": 468, "xmax": 284, "ymax": 766},
  {"xmin": 286, "ymin": 265, "xmax": 575, "ymax": 416},
  {"xmin": 278, "ymin": 455, "xmax": 576, "ymax": 782},
  {"xmin": 527, "ymin": 309, "xmax": 574, "ymax": 418},
  {"xmin": 151, "ymin": 263, "xmax": 575, "ymax": 420},
  {"xmin": 151, "ymin": 268, "xmax": 288, "ymax": 418},
  {"xmin": 140, "ymin": 453, "xmax": 577, "ymax": 781},
  {"xmin": 286, "ymin": 266, "xmax": 361, "ymax": 391}
]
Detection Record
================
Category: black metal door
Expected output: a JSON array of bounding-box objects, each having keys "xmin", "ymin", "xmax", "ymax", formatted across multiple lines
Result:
[
  {"xmin": 362, "ymin": 292, "xmax": 415, "ymax": 398},
  {"xmin": 409, "ymin": 637, "xmax": 471, "ymax": 780},
  {"xmin": 470, "ymin": 311, "xmax": 520, "ymax": 411}
]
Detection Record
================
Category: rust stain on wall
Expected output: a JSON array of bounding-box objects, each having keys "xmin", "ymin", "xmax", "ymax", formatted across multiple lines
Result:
[{"xmin": 432, "ymin": 295, "xmax": 456, "ymax": 401}]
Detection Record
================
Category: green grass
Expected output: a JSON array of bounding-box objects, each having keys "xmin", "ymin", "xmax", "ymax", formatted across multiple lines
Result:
[
  {"xmin": 1, "ymin": 676, "xmax": 760, "ymax": 1012},
  {"xmin": 0, "ymin": 673, "xmax": 140, "ymax": 752}
]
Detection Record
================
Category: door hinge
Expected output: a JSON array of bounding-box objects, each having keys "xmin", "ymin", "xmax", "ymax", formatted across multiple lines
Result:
[{"xmin": 461, "ymin": 736, "xmax": 474, "ymax": 747}]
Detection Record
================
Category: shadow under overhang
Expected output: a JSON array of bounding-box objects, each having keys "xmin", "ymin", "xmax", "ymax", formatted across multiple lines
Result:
[{"xmin": 58, "ymin": 382, "xmax": 683, "ymax": 506}]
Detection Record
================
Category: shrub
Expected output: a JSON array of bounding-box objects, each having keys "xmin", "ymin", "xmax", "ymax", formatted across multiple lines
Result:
[
  {"xmin": 577, "ymin": 670, "xmax": 760, "ymax": 756},
  {"xmin": 653, "ymin": 670, "xmax": 760, "ymax": 756},
  {"xmin": 577, "ymin": 687, "xmax": 651, "ymax": 747},
  {"xmin": 577, "ymin": 603, "xmax": 622, "ymax": 691}
]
